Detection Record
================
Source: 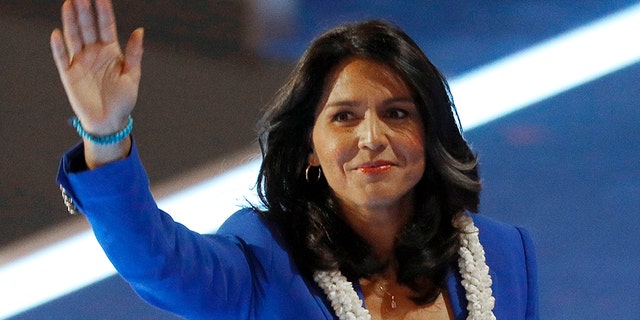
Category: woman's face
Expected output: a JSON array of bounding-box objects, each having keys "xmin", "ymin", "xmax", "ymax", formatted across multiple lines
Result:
[{"xmin": 309, "ymin": 58, "xmax": 426, "ymax": 214}]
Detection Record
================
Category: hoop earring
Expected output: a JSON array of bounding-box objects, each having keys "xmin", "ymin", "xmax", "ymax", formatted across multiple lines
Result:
[{"xmin": 305, "ymin": 164, "xmax": 322, "ymax": 183}]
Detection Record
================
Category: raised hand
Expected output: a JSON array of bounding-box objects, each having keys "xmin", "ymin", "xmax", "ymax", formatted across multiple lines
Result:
[{"xmin": 51, "ymin": 0, "xmax": 143, "ymax": 167}]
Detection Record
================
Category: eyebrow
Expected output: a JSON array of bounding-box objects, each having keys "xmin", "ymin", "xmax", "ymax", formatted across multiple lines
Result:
[
  {"xmin": 384, "ymin": 96, "xmax": 415, "ymax": 105},
  {"xmin": 325, "ymin": 96, "xmax": 415, "ymax": 108}
]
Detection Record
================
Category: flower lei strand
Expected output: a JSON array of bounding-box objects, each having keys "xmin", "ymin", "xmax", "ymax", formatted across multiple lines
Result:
[
  {"xmin": 454, "ymin": 213, "xmax": 496, "ymax": 320},
  {"xmin": 313, "ymin": 213, "xmax": 496, "ymax": 320}
]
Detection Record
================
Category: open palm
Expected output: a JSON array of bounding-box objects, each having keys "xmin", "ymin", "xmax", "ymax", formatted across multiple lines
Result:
[{"xmin": 51, "ymin": 0, "xmax": 143, "ymax": 135}]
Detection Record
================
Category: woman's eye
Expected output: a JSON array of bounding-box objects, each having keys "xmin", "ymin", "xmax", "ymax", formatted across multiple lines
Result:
[
  {"xmin": 387, "ymin": 109, "xmax": 408, "ymax": 119},
  {"xmin": 332, "ymin": 112, "xmax": 354, "ymax": 122}
]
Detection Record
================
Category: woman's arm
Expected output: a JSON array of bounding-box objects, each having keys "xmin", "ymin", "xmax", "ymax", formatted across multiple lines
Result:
[
  {"xmin": 50, "ymin": 0, "xmax": 142, "ymax": 168},
  {"xmin": 52, "ymin": 1, "xmax": 258, "ymax": 317},
  {"xmin": 58, "ymin": 142, "xmax": 254, "ymax": 319}
]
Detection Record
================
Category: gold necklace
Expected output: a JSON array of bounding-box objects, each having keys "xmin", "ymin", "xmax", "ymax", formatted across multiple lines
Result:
[{"xmin": 375, "ymin": 280, "xmax": 397, "ymax": 309}]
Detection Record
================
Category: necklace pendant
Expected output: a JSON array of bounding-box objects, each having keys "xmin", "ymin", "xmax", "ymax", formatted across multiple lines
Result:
[{"xmin": 390, "ymin": 295, "xmax": 397, "ymax": 309}]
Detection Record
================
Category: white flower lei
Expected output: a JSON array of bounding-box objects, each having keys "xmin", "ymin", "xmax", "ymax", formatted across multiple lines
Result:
[{"xmin": 313, "ymin": 213, "xmax": 495, "ymax": 320}]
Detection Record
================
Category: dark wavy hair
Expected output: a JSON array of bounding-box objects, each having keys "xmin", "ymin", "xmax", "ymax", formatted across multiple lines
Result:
[{"xmin": 256, "ymin": 20, "xmax": 480, "ymax": 304}]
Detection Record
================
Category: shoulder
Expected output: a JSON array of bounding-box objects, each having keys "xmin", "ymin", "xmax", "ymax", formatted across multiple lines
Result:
[
  {"xmin": 471, "ymin": 214, "xmax": 539, "ymax": 319},
  {"xmin": 470, "ymin": 214, "xmax": 536, "ymax": 271},
  {"xmin": 215, "ymin": 209, "xmax": 329, "ymax": 317},
  {"xmin": 217, "ymin": 208, "xmax": 279, "ymax": 241},
  {"xmin": 471, "ymin": 214, "xmax": 536, "ymax": 262},
  {"xmin": 216, "ymin": 208, "xmax": 290, "ymax": 268}
]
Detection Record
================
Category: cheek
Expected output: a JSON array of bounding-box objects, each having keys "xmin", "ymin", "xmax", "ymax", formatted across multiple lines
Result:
[
  {"xmin": 312, "ymin": 130, "xmax": 354, "ymax": 174},
  {"xmin": 397, "ymin": 129, "xmax": 427, "ymax": 176},
  {"xmin": 317, "ymin": 138, "xmax": 351, "ymax": 169},
  {"xmin": 398, "ymin": 128, "xmax": 426, "ymax": 156},
  {"xmin": 410, "ymin": 138, "xmax": 426, "ymax": 160}
]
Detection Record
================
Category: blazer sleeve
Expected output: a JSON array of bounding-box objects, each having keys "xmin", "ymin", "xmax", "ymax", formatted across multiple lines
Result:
[{"xmin": 56, "ymin": 142, "xmax": 255, "ymax": 319}]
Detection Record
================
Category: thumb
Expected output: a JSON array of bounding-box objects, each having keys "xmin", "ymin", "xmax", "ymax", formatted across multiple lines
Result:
[{"xmin": 123, "ymin": 27, "xmax": 144, "ymax": 77}]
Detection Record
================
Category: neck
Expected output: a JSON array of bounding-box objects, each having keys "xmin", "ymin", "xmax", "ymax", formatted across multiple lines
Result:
[{"xmin": 339, "ymin": 197, "xmax": 414, "ymax": 261}]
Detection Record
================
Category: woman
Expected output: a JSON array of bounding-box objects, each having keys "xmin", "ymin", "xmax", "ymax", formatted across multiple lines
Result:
[{"xmin": 52, "ymin": 0, "xmax": 538, "ymax": 319}]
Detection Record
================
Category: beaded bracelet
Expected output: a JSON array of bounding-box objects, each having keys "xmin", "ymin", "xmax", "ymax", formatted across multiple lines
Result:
[{"xmin": 71, "ymin": 115, "xmax": 133, "ymax": 145}]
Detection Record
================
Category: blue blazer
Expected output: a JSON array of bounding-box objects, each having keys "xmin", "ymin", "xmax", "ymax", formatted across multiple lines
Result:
[{"xmin": 58, "ymin": 143, "xmax": 539, "ymax": 319}]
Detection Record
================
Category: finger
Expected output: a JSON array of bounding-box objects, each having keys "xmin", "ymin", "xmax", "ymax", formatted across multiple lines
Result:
[
  {"xmin": 51, "ymin": 29, "xmax": 71, "ymax": 72},
  {"xmin": 123, "ymin": 28, "xmax": 144, "ymax": 78},
  {"xmin": 95, "ymin": 0, "xmax": 118, "ymax": 43},
  {"xmin": 61, "ymin": 0, "xmax": 82, "ymax": 58},
  {"xmin": 73, "ymin": 0, "xmax": 98, "ymax": 44}
]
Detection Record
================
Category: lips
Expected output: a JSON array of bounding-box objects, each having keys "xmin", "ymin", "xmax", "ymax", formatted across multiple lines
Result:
[{"xmin": 356, "ymin": 161, "xmax": 394, "ymax": 174}]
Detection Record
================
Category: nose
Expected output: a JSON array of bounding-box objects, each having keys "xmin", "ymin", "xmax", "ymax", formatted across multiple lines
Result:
[{"xmin": 357, "ymin": 111, "xmax": 387, "ymax": 151}]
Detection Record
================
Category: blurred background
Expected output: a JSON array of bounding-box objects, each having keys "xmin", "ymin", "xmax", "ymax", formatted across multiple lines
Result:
[{"xmin": 1, "ymin": 1, "xmax": 638, "ymax": 319}]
